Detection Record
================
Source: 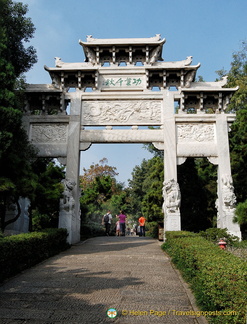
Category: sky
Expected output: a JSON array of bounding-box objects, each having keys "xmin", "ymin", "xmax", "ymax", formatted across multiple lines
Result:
[{"xmin": 22, "ymin": 0, "xmax": 247, "ymax": 186}]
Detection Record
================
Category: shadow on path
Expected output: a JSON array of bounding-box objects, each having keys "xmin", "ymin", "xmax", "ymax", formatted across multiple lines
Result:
[{"xmin": 0, "ymin": 236, "xmax": 207, "ymax": 324}]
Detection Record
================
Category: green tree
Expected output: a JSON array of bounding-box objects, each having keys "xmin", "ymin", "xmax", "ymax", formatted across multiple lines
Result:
[
  {"xmin": 80, "ymin": 159, "xmax": 124, "ymax": 223},
  {"xmin": 226, "ymin": 42, "xmax": 247, "ymax": 202},
  {"xmin": 142, "ymin": 156, "xmax": 164, "ymax": 222},
  {"xmin": 30, "ymin": 159, "xmax": 65, "ymax": 230},
  {"xmin": 128, "ymin": 156, "xmax": 164, "ymax": 222},
  {"xmin": 194, "ymin": 157, "xmax": 218, "ymax": 228},
  {"xmin": 178, "ymin": 158, "xmax": 214, "ymax": 232},
  {"xmin": 0, "ymin": 0, "xmax": 37, "ymax": 76},
  {"xmin": 107, "ymin": 189, "xmax": 130, "ymax": 216},
  {"xmin": 0, "ymin": 0, "xmax": 37, "ymax": 232},
  {"xmin": 225, "ymin": 41, "xmax": 247, "ymax": 236},
  {"xmin": 234, "ymin": 200, "xmax": 247, "ymax": 240},
  {"xmin": 128, "ymin": 159, "xmax": 150, "ymax": 218},
  {"xmin": 80, "ymin": 158, "xmax": 119, "ymax": 190}
]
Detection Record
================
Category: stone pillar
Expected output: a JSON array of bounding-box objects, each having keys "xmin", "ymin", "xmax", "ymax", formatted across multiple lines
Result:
[
  {"xmin": 215, "ymin": 114, "xmax": 241, "ymax": 239},
  {"xmin": 162, "ymin": 91, "xmax": 181, "ymax": 236},
  {"xmin": 59, "ymin": 90, "xmax": 81, "ymax": 244}
]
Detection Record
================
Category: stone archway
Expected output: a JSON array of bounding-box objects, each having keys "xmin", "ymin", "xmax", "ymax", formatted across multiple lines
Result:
[{"xmin": 24, "ymin": 35, "xmax": 241, "ymax": 243}]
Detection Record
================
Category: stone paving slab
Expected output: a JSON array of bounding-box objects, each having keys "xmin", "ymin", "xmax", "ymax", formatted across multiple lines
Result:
[{"xmin": 0, "ymin": 236, "xmax": 208, "ymax": 324}]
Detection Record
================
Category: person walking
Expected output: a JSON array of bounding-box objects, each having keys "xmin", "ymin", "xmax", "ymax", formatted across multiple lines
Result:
[
  {"xmin": 115, "ymin": 220, "xmax": 120, "ymax": 236},
  {"xmin": 102, "ymin": 211, "xmax": 112, "ymax": 236},
  {"xmin": 117, "ymin": 211, "xmax": 127, "ymax": 236},
  {"xmin": 138, "ymin": 215, "xmax": 146, "ymax": 237}
]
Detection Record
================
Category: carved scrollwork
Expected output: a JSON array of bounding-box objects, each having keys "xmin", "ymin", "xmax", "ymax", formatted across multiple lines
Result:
[
  {"xmin": 31, "ymin": 124, "xmax": 68, "ymax": 143},
  {"xmin": 82, "ymin": 100, "xmax": 161, "ymax": 125},
  {"xmin": 177, "ymin": 124, "xmax": 215, "ymax": 142}
]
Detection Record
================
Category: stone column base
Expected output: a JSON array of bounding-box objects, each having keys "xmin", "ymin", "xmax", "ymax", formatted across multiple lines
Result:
[{"xmin": 164, "ymin": 213, "xmax": 181, "ymax": 232}]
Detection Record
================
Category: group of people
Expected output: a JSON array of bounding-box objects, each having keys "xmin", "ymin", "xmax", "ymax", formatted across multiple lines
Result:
[{"xmin": 102, "ymin": 211, "xmax": 146, "ymax": 237}]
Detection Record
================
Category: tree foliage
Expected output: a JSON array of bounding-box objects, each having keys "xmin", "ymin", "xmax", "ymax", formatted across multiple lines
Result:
[
  {"xmin": 129, "ymin": 155, "xmax": 214, "ymax": 232},
  {"xmin": 0, "ymin": 0, "xmax": 37, "ymax": 231},
  {"xmin": 178, "ymin": 158, "xmax": 215, "ymax": 232},
  {"xmin": 128, "ymin": 156, "xmax": 164, "ymax": 222},
  {"xmin": 141, "ymin": 156, "xmax": 164, "ymax": 222},
  {"xmin": 80, "ymin": 158, "xmax": 127, "ymax": 225},
  {"xmin": 234, "ymin": 200, "xmax": 247, "ymax": 226},
  {"xmin": 128, "ymin": 159, "xmax": 149, "ymax": 218},
  {"xmin": 225, "ymin": 41, "xmax": 247, "ymax": 205},
  {"xmin": 30, "ymin": 159, "xmax": 65, "ymax": 230},
  {"xmin": 0, "ymin": 0, "xmax": 37, "ymax": 77},
  {"xmin": 80, "ymin": 158, "xmax": 119, "ymax": 191},
  {"xmin": 221, "ymin": 41, "xmax": 247, "ymax": 236}
]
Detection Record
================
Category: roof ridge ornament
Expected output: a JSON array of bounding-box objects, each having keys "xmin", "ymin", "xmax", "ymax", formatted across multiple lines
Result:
[
  {"xmin": 54, "ymin": 57, "xmax": 93, "ymax": 68},
  {"xmin": 153, "ymin": 56, "xmax": 197, "ymax": 68}
]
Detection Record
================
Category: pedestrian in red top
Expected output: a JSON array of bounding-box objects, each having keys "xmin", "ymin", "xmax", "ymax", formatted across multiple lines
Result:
[{"xmin": 138, "ymin": 216, "xmax": 146, "ymax": 237}]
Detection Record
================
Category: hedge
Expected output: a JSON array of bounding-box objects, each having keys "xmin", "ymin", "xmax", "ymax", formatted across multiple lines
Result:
[
  {"xmin": 81, "ymin": 222, "xmax": 106, "ymax": 237},
  {"xmin": 0, "ymin": 228, "xmax": 70, "ymax": 282},
  {"xmin": 162, "ymin": 231, "xmax": 247, "ymax": 324}
]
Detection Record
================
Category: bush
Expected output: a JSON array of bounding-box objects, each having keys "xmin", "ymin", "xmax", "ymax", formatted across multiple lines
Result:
[
  {"xmin": 162, "ymin": 231, "xmax": 247, "ymax": 324},
  {"xmin": 81, "ymin": 221, "xmax": 105, "ymax": 238},
  {"xmin": 32, "ymin": 210, "xmax": 58, "ymax": 231},
  {"xmin": 145, "ymin": 221, "xmax": 158, "ymax": 238},
  {"xmin": 32, "ymin": 212, "xmax": 51, "ymax": 231},
  {"xmin": 234, "ymin": 200, "xmax": 247, "ymax": 225},
  {"xmin": 234, "ymin": 201, "xmax": 247, "ymax": 240},
  {"xmin": 198, "ymin": 228, "xmax": 239, "ymax": 246},
  {"xmin": 0, "ymin": 228, "xmax": 70, "ymax": 282}
]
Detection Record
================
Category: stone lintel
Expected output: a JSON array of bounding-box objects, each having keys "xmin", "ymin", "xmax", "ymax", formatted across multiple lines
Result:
[
  {"xmin": 28, "ymin": 115, "xmax": 70, "ymax": 123},
  {"xmin": 35, "ymin": 144, "xmax": 67, "ymax": 157},
  {"xmin": 174, "ymin": 114, "xmax": 235, "ymax": 123},
  {"xmin": 177, "ymin": 144, "xmax": 217, "ymax": 157},
  {"xmin": 81, "ymin": 92, "xmax": 164, "ymax": 101},
  {"xmin": 80, "ymin": 129, "xmax": 162, "ymax": 143}
]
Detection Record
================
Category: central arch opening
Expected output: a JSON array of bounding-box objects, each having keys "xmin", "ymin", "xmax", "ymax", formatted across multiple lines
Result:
[
  {"xmin": 80, "ymin": 143, "xmax": 154, "ymax": 186},
  {"xmin": 178, "ymin": 157, "xmax": 217, "ymax": 232}
]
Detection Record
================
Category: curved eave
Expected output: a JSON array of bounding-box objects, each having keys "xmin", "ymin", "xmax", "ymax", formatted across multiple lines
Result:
[
  {"xmin": 79, "ymin": 37, "xmax": 166, "ymax": 47},
  {"xmin": 148, "ymin": 63, "xmax": 201, "ymax": 70},
  {"xmin": 44, "ymin": 65, "xmax": 97, "ymax": 72},
  {"xmin": 181, "ymin": 85, "xmax": 239, "ymax": 92},
  {"xmin": 25, "ymin": 83, "xmax": 62, "ymax": 93}
]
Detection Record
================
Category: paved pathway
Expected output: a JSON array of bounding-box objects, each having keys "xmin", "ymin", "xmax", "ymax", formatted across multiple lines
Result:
[{"xmin": 0, "ymin": 236, "xmax": 208, "ymax": 324}]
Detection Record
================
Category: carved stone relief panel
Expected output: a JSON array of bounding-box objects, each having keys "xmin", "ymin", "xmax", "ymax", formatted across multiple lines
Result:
[
  {"xmin": 81, "ymin": 99, "xmax": 162, "ymax": 125},
  {"xmin": 31, "ymin": 124, "xmax": 68, "ymax": 143},
  {"xmin": 177, "ymin": 123, "xmax": 215, "ymax": 143},
  {"xmin": 221, "ymin": 174, "xmax": 236, "ymax": 211}
]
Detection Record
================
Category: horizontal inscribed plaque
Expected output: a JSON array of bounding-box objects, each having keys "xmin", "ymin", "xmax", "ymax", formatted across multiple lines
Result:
[
  {"xmin": 81, "ymin": 100, "xmax": 162, "ymax": 125},
  {"xmin": 99, "ymin": 75, "xmax": 145, "ymax": 90}
]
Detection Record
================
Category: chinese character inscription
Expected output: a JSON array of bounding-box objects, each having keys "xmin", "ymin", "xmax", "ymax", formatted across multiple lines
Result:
[{"xmin": 99, "ymin": 75, "xmax": 144, "ymax": 90}]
